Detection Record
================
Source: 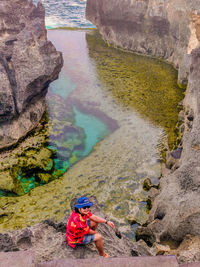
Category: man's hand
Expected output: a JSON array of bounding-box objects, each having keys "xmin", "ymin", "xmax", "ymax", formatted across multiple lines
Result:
[
  {"xmin": 88, "ymin": 229, "xmax": 97, "ymax": 235},
  {"xmin": 107, "ymin": 221, "xmax": 115, "ymax": 228}
]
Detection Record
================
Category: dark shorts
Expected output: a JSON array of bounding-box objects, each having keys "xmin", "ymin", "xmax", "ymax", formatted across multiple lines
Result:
[{"xmin": 81, "ymin": 219, "xmax": 95, "ymax": 245}]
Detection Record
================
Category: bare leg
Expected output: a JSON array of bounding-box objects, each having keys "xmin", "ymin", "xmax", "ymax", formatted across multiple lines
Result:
[{"xmin": 94, "ymin": 233, "xmax": 109, "ymax": 258}]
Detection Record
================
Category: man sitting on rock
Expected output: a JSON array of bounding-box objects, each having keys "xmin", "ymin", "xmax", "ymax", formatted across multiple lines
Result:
[{"xmin": 66, "ymin": 196, "xmax": 115, "ymax": 258}]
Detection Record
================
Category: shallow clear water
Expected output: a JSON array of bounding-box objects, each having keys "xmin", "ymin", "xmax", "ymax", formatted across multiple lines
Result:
[
  {"xmin": 33, "ymin": 0, "xmax": 94, "ymax": 29},
  {"xmin": 0, "ymin": 29, "xmax": 184, "ymax": 239},
  {"xmin": 73, "ymin": 107, "xmax": 110, "ymax": 157}
]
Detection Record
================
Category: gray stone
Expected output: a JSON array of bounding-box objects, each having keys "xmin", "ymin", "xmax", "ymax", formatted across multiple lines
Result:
[{"xmin": 0, "ymin": 0, "xmax": 63, "ymax": 149}]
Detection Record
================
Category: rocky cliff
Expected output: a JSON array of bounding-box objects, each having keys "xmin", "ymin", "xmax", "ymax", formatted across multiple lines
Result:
[
  {"xmin": 86, "ymin": 0, "xmax": 200, "ymax": 84},
  {"xmin": 0, "ymin": 0, "xmax": 63, "ymax": 149},
  {"xmin": 86, "ymin": 0, "xmax": 200, "ymax": 260}
]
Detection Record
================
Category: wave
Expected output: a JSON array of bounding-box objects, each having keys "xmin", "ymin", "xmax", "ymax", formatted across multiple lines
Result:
[{"xmin": 33, "ymin": 0, "xmax": 94, "ymax": 29}]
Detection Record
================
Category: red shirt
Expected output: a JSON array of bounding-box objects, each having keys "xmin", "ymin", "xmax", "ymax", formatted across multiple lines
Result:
[{"xmin": 66, "ymin": 210, "xmax": 93, "ymax": 248}]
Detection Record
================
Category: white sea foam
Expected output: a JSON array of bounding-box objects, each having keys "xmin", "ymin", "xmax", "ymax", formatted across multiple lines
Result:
[{"xmin": 33, "ymin": 0, "xmax": 94, "ymax": 28}]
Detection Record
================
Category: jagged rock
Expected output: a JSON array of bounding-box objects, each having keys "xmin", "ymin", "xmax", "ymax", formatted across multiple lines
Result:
[
  {"xmin": 146, "ymin": 48, "xmax": 200, "ymax": 245},
  {"xmin": 143, "ymin": 177, "xmax": 159, "ymax": 191},
  {"xmin": 154, "ymin": 243, "xmax": 170, "ymax": 256},
  {"xmin": 0, "ymin": 233, "xmax": 19, "ymax": 252},
  {"xmin": 170, "ymin": 235, "xmax": 200, "ymax": 264},
  {"xmin": 166, "ymin": 151, "xmax": 178, "ymax": 169},
  {"xmin": 178, "ymin": 111, "xmax": 185, "ymax": 123},
  {"xmin": 171, "ymin": 148, "xmax": 183, "ymax": 160},
  {"xmin": 0, "ymin": 0, "xmax": 63, "ymax": 149},
  {"xmin": 0, "ymin": 197, "xmax": 150, "ymax": 262},
  {"xmin": 148, "ymin": 187, "xmax": 160, "ymax": 203},
  {"xmin": 136, "ymin": 225, "xmax": 155, "ymax": 246}
]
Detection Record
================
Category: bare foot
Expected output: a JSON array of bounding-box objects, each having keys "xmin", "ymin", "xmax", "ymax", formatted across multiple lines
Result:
[{"xmin": 102, "ymin": 252, "xmax": 110, "ymax": 258}]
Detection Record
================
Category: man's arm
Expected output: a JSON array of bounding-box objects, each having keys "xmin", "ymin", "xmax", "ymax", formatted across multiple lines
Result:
[
  {"xmin": 90, "ymin": 214, "xmax": 106, "ymax": 223},
  {"xmin": 90, "ymin": 214, "xmax": 115, "ymax": 228}
]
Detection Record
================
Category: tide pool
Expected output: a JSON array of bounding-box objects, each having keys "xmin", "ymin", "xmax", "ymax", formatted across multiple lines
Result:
[{"xmin": 0, "ymin": 29, "xmax": 184, "ymax": 240}]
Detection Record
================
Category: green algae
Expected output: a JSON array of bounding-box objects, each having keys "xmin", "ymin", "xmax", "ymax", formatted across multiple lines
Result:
[
  {"xmin": 86, "ymin": 30, "xmax": 185, "ymax": 150},
  {"xmin": 0, "ymin": 29, "xmax": 185, "ymax": 240},
  {"xmin": 0, "ymin": 73, "xmax": 111, "ymax": 196}
]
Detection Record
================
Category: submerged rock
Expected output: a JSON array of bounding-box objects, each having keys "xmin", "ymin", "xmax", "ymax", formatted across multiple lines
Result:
[{"xmin": 0, "ymin": 0, "xmax": 63, "ymax": 149}]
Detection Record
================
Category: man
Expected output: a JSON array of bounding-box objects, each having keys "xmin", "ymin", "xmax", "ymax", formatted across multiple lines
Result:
[{"xmin": 66, "ymin": 196, "xmax": 115, "ymax": 257}]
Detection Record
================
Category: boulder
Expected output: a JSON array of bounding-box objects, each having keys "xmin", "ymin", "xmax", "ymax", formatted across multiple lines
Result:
[{"xmin": 0, "ymin": 0, "xmax": 63, "ymax": 149}]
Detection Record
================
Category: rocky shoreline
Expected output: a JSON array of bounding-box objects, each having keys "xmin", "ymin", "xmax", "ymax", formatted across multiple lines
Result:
[
  {"xmin": 0, "ymin": 197, "xmax": 152, "ymax": 262},
  {"xmin": 0, "ymin": 197, "xmax": 199, "ymax": 265},
  {"xmin": 86, "ymin": 0, "xmax": 200, "ymax": 264}
]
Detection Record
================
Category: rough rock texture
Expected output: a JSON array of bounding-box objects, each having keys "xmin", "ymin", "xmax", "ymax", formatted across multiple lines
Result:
[
  {"xmin": 0, "ymin": 0, "xmax": 63, "ymax": 149},
  {"xmin": 0, "ymin": 197, "xmax": 151, "ymax": 263},
  {"xmin": 86, "ymin": 0, "xmax": 200, "ymax": 263},
  {"xmin": 140, "ymin": 47, "xmax": 200, "ymax": 248},
  {"xmin": 86, "ymin": 0, "xmax": 200, "ymax": 84},
  {"xmin": 170, "ymin": 235, "xmax": 200, "ymax": 264}
]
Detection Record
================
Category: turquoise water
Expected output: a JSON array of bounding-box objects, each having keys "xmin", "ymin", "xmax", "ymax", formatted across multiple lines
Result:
[
  {"xmin": 45, "ymin": 99, "xmax": 111, "ymax": 180},
  {"xmin": 49, "ymin": 73, "xmax": 76, "ymax": 99},
  {"xmin": 73, "ymin": 107, "xmax": 110, "ymax": 157}
]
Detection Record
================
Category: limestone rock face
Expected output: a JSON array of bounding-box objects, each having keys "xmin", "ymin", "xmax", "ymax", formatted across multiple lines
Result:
[
  {"xmin": 145, "ymin": 47, "xmax": 200, "ymax": 243},
  {"xmin": 86, "ymin": 0, "xmax": 200, "ymax": 84},
  {"xmin": 86, "ymin": 0, "xmax": 200, "ymax": 250},
  {"xmin": 0, "ymin": 0, "xmax": 63, "ymax": 149}
]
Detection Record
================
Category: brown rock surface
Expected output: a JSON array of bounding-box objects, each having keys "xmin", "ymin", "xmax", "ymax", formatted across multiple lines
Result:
[{"xmin": 0, "ymin": 0, "xmax": 63, "ymax": 149}]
